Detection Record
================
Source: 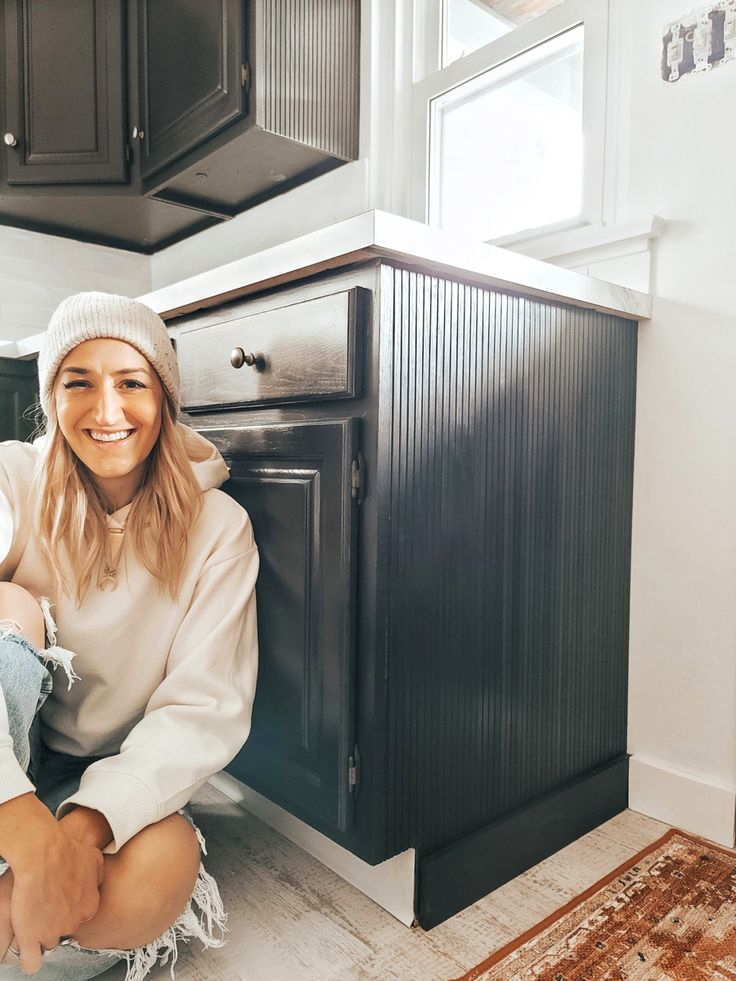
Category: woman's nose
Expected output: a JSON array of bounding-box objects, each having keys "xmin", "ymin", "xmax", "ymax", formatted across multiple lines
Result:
[{"xmin": 92, "ymin": 383, "xmax": 126, "ymax": 424}]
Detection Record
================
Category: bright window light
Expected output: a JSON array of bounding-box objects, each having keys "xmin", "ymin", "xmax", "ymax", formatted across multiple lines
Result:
[
  {"xmin": 444, "ymin": 0, "xmax": 564, "ymax": 66},
  {"xmin": 430, "ymin": 24, "xmax": 584, "ymax": 242}
]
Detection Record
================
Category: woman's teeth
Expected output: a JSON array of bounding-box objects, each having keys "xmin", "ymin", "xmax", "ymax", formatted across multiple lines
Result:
[{"xmin": 88, "ymin": 430, "xmax": 133, "ymax": 442}]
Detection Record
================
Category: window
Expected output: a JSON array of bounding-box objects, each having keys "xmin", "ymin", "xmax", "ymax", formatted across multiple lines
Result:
[
  {"xmin": 412, "ymin": 0, "xmax": 608, "ymax": 245},
  {"xmin": 444, "ymin": 0, "xmax": 565, "ymax": 67}
]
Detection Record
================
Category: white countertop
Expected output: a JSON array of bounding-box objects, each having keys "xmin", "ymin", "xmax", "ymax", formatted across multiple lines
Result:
[
  {"xmin": 6, "ymin": 211, "xmax": 651, "ymax": 358},
  {"xmin": 140, "ymin": 210, "xmax": 651, "ymax": 322}
]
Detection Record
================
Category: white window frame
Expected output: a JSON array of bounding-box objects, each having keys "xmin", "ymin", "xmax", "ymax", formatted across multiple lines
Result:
[{"xmin": 410, "ymin": 0, "xmax": 610, "ymax": 246}]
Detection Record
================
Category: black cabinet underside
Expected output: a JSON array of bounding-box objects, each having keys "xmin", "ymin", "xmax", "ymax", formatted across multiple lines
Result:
[{"xmin": 0, "ymin": 131, "xmax": 343, "ymax": 252}]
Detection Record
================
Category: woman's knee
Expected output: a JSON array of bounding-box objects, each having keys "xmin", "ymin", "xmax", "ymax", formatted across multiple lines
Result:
[
  {"xmin": 0, "ymin": 584, "xmax": 44, "ymax": 650},
  {"xmin": 73, "ymin": 814, "xmax": 201, "ymax": 951}
]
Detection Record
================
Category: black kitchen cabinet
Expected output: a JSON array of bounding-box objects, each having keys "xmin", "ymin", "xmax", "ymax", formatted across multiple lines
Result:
[
  {"xmin": 136, "ymin": 0, "xmax": 245, "ymax": 181},
  {"xmin": 0, "ymin": 0, "xmax": 360, "ymax": 251},
  {"xmin": 211, "ymin": 419, "xmax": 359, "ymax": 835},
  {"xmin": 0, "ymin": 357, "xmax": 37, "ymax": 441},
  {"xmin": 172, "ymin": 258, "xmax": 637, "ymax": 928},
  {"xmin": 2, "ymin": 0, "xmax": 127, "ymax": 185}
]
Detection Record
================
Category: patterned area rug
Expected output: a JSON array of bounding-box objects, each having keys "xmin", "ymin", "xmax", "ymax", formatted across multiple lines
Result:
[{"xmin": 452, "ymin": 829, "xmax": 736, "ymax": 980}]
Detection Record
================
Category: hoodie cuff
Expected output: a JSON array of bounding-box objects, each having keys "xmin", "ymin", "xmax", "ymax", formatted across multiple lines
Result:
[
  {"xmin": 0, "ymin": 744, "xmax": 35, "ymax": 804},
  {"xmin": 56, "ymin": 769, "xmax": 161, "ymax": 853}
]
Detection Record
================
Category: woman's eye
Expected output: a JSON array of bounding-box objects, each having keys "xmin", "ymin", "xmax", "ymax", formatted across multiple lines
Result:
[
  {"xmin": 62, "ymin": 380, "xmax": 90, "ymax": 389},
  {"xmin": 121, "ymin": 379, "xmax": 146, "ymax": 390}
]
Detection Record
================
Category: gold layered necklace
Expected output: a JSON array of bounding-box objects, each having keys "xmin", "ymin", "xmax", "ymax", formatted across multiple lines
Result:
[{"xmin": 99, "ymin": 517, "xmax": 129, "ymax": 591}]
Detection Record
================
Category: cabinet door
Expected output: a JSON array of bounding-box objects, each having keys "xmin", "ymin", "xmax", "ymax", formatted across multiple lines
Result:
[
  {"xmin": 0, "ymin": 358, "xmax": 37, "ymax": 440},
  {"xmin": 137, "ymin": 0, "xmax": 245, "ymax": 180},
  {"xmin": 203, "ymin": 418, "xmax": 359, "ymax": 837},
  {"xmin": 2, "ymin": 0, "xmax": 127, "ymax": 185}
]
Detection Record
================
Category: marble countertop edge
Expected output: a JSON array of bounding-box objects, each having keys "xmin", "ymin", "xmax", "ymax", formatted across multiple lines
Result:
[{"xmin": 140, "ymin": 210, "xmax": 652, "ymax": 323}]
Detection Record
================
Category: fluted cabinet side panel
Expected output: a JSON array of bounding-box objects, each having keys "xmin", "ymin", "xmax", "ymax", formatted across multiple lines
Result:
[
  {"xmin": 259, "ymin": 0, "xmax": 360, "ymax": 159},
  {"xmin": 381, "ymin": 266, "xmax": 637, "ymax": 858}
]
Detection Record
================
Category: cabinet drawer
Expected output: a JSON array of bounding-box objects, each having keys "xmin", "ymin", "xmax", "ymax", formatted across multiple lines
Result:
[{"xmin": 177, "ymin": 287, "xmax": 365, "ymax": 410}]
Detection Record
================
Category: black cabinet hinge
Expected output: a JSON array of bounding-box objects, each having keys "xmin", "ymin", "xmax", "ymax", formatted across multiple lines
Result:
[
  {"xmin": 125, "ymin": 144, "xmax": 133, "ymax": 164},
  {"xmin": 348, "ymin": 745, "xmax": 361, "ymax": 796},
  {"xmin": 351, "ymin": 452, "xmax": 365, "ymax": 504},
  {"xmin": 241, "ymin": 63, "xmax": 250, "ymax": 90}
]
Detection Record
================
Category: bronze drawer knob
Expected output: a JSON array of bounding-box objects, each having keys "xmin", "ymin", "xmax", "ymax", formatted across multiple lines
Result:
[{"xmin": 230, "ymin": 347, "xmax": 257, "ymax": 369}]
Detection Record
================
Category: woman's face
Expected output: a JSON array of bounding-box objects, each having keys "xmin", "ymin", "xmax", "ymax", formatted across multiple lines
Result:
[{"xmin": 54, "ymin": 338, "xmax": 164, "ymax": 509}]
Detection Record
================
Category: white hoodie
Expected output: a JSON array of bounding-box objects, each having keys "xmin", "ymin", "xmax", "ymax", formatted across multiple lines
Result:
[{"xmin": 0, "ymin": 426, "xmax": 258, "ymax": 851}]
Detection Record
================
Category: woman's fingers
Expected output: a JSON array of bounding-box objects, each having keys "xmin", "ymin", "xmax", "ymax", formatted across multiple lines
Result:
[
  {"xmin": 13, "ymin": 931, "xmax": 43, "ymax": 975},
  {"xmin": 0, "ymin": 872, "xmax": 15, "ymax": 964},
  {"xmin": 10, "ymin": 832, "xmax": 103, "ymax": 944}
]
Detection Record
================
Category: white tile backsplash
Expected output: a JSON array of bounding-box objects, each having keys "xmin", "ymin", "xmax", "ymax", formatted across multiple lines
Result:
[
  {"xmin": 0, "ymin": 226, "xmax": 151, "ymax": 347},
  {"xmin": 0, "ymin": 277, "xmax": 49, "ymax": 304},
  {"xmin": 0, "ymin": 231, "xmax": 50, "ymax": 262},
  {"xmin": 47, "ymin": 237, "xmax": 150, "ymax": 277}
]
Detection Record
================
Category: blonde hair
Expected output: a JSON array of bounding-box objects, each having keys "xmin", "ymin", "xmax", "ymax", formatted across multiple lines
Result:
[{"xmin": 33, "ymin": 391, "xmax": 203, "ymax": 606}]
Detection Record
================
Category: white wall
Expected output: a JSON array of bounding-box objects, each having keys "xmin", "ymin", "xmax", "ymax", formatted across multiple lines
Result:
[
  {"xmin": 616, "ymin": 0, "xmax": 736, "ymax": 844},
  {"xmin": 508, "ymin": 0, "xmax": 736, "ymax": 846},
  {"xmin": 0, "ymin": 227, "xmax": 150, "ymax": 351}
]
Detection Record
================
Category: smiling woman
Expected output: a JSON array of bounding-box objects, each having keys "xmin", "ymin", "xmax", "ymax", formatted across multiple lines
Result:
[
  {"xmin": 55, "ymin": 341, "xmax": 164, "ymax": 514},
  {"xmin": 0, "ymin": 292, "xmax": 259, "ymax": 980}
]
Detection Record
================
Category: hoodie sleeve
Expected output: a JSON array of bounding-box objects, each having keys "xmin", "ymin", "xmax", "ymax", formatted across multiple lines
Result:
[
  {"xmin": 0, "ymin": 441, "xmax": 36, "ymax": 580},
  {"xmin": 0, "ymin": 442, "xmax": 39, "ymax": 806},
  {"xmin": 56, "ymin": 519, "xmax": 259, "ymax": 851}
]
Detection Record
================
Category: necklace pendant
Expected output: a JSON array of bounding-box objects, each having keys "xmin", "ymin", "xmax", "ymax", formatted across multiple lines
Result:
[{"xmin": 100, "ymin": 569, "xmax": 118, "ymax": 591}]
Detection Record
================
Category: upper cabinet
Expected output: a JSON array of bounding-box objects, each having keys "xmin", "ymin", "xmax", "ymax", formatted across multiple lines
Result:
[
  {"xmin": 0, "ymin": 0, "xmax": 360, "ymax": 251},
  {"xmin": 136, "ymin": 0, "xmax": 245, "ymax": 181},
  {"xmin": 2, "ymin": 0, "xmax": 127, "ymax": 185}
]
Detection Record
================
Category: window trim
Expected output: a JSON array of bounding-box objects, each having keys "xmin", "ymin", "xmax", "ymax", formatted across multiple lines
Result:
[{"xmin": 410, "ymin": 0, "xmax": 609, "ymax": 246}]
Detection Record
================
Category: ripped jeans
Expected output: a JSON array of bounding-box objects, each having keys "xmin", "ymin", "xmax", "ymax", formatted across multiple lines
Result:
[{"xmin": 0, "ymin": 622, "xmax": 227, "ymax": 981}]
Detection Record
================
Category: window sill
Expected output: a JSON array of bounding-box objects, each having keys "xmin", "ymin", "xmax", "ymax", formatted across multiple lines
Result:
[{"xmin": 504, "ymin": 215, "xmax": 666, "ymax": 268}]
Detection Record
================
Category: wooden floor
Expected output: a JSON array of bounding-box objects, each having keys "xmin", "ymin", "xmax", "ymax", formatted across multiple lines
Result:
[{"xmin": 104, "ymin": 786, "xmax": 669, "ymax": 981}]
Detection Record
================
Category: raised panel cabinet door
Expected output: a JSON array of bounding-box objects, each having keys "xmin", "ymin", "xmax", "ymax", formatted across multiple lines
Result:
[
  {"xmin": 200, "ymin": 418, "xmax": 359, "ymax": 838},
  {"xmin": 2, "ymin": 0, "xmax": 127, "ymax": 185},
  {"xmin": 137, "ymin": 0, "xmax": 245, "ymax": 180},
  {"xmin": 0, "ymin": 358, "xmax": 38, "ymax": 440}
]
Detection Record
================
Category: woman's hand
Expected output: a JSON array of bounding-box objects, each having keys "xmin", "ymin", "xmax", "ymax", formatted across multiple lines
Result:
[
  {"xmin": 58, "ymin": 804, "xmax": 113, "ymax": 851},
  {"xmin": 0, "ymin": 867, "xmax": 14, "ymax": 965},
  {"xmin": 0, "ymin": 793, "xmax": 104, "ymax": 974}
]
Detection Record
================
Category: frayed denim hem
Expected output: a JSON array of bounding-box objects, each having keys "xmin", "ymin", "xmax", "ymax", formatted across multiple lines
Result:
[
  {"xmin": 66, "ymin": 815, "xmax": 228, "ymax": 981},
  {"xmin": 0, "ymin": 599, "xmax": 79, "ymax": 693}
]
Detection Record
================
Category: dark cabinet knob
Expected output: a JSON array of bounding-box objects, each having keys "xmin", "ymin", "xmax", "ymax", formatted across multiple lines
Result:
[{"xmin": 230, "ymin": 347, "xmax": 257, "ymax": 369}]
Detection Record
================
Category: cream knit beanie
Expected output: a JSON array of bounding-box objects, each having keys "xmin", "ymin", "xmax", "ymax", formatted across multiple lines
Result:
[{"xmin": 38, "ymin": 291, "xmax": 179, "ymax": 415}]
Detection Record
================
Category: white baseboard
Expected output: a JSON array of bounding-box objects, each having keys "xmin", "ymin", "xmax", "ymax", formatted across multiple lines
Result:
[
  {"xmin": 209, "ymin": 772, "xmax": 416, "ymax": 927},
  {"xmin": 629, "ymin": 756, "xmax": 736, "ymax": 847}
]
